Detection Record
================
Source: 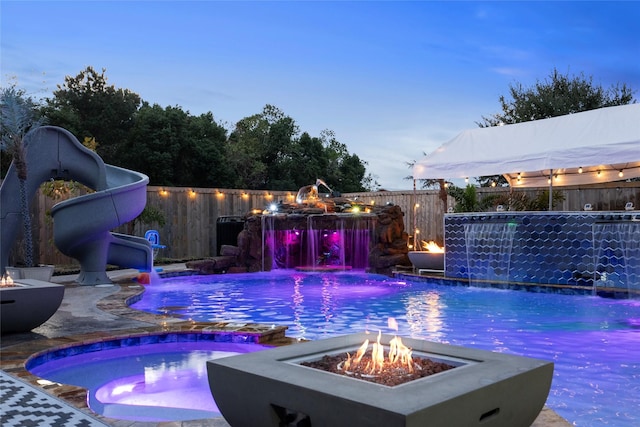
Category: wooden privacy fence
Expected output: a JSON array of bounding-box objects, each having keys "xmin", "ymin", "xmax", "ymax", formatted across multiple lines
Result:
[{"xmin": 19, "ymin": 182, "xmax": 640, "ymax": 267}]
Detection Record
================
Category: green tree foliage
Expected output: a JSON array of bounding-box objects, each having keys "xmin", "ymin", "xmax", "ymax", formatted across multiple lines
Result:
[
  {"xmin": 478, "ymin": 68, "xmax": 635, "ymax": 127},
  {"xmin": 475, "ymin": 175, "xmax": 508, "ymax": 187},
  {"xmin": 228, "ymin": 106, "xmax": 367, "ymax": 192},
  {"xmin": 227, "ymin": 107, "xmax": 280, "ymax": 189},
  {"xmin": 337, "ymin": 153, "xmax": 367, "ymax": 193},
  {"xmin": 118, "ymin": 104, "xmax": 232, "ymax": 187},
  {"xmin": 314, "ymin": 129, "xmax": 367, "ymax": 193},
  {"xmin": 40, "ymin": 68, "xmax": 371, "ymax": 191},
  {"xmin": 294, "ymin": 132, "xmax": 330, "ymax": 186},
  {"xmin": 43, "ymin": 66, "xmax": 141, "ymax": 163},
  {"xmin": 476, "ymin": 68, "xmax": 636, "ymax": 185},
  {"xmin": 126, "ymin": 205, "xmax": 166, "ymax": 235}
]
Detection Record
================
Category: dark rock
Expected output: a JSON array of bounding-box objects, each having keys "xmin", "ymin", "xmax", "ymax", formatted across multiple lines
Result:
[{"xmin": 186, "ymin": 257, "xmax": 236, "ymax": 274}]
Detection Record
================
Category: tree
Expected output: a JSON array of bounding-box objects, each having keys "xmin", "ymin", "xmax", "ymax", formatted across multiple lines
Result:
[
  {"xmin": 336, "ymin": 153, "xmax": 367, "ymax": 193},
  {"xmin": 227, "ymin": 108, "xmax": 277, "ymax": 189},
  {"xmin": 476, "ymin": 68, "xmax": 636, "ymax": 185},
  {"xmin": 43, "ymin": 66, "xmax": 141, "ymax": 164},
  {"xmin": 228, "ymin": 106, "xmax": 368, "ymax": 192},
  {"xmin": 293, "ymin": 132, "xmax": 330, "ymax": 187},
  {"xmin": 180, "ymin": 111, "xmax": 233, "ymax": 188},
  {"xmin": 118, "ymin": 103, "xmax": 179, "ymax": 185},
  {"xmin": 478, "ymin": 68, "xmax": 635, "ymax": 127},
  {"xmin": 119, "ymin": 104, "xmax": 232, "ymax": 187},
  {"xmin": 314, "ymin": 129, "xmax": 366, "ymax": 193},
  {"xmin": 0, "ymin": 86, "xmax": 46, "ymax": 267}
]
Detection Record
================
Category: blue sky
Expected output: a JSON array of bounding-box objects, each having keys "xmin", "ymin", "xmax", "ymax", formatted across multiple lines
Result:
[{"xmin": 2, "ymin": 1, "xmax": 639, "ymax": 190}]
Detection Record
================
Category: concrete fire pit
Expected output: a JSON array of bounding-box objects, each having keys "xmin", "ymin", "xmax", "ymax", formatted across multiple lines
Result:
[
  {"xmin": 1, "ymin": 279, "xmax": 64, "ymax": 334},
  {"xmin": 207, "ymin": 333, "xmax": 553, "ymax": 427}
]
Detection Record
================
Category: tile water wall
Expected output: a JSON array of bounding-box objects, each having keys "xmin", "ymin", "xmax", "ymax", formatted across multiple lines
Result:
[{"xmin": 444, "ymin": 211, "xmax": 640, "ymax": 296}]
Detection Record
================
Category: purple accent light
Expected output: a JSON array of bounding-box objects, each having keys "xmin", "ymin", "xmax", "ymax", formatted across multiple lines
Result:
[
  {"xmin": 262, "ymin": 215, "xmax": 375, "ymax": 270},
  {"xmin": 28, "ymin": 339, "xmax": 271, "ymax": 422}
]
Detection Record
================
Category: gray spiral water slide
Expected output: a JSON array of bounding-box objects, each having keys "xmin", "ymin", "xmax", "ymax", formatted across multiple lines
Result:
[{"xmin": 0, "ymin": 126, "xmax": 152, "ymax": 285}]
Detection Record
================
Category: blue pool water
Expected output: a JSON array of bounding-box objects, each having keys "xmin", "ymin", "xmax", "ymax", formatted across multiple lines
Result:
[
  {"xmin": 29, "ymin": 340, "xmax": 270, "ymax": 422},
  {"xmin": 131, "ymin": 271, "xmax": 640, "ymax": 427}
]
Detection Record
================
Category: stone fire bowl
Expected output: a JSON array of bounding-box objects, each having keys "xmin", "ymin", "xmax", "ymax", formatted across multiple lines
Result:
[
  {"xmin": 408, "ymin": 251, "xmax": 444, "ymax": 271},
  {"xmin": 207, "ymin": 333, "xmax": 553, "ymax": 427},
  {"xmin": 1, "ymin": 279, "xmax": 64, "ymax": 334}
]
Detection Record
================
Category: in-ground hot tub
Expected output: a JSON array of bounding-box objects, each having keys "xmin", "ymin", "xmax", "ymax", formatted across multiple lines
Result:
[
  {"xmin": 27, "ymin": 332, "xmax": 275, "ymax": 422},
  {"xmin": 207, "ymin": 333, "xmax": 553, "ymax": 427}
]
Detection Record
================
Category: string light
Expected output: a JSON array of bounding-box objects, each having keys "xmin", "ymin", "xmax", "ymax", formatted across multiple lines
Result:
[
  {"xmin": 578, "ymin": 167, "xmax": 583, "ymax": 174},
  {"xmin": 597, "ymin": 170, "xmax": 602, "ymax": 177},
  {"xmin": 465, "ymin": 177, "xmax": 469, "ymax": 183},
  {"xmin": 619, "ymin": 170, "xmax": 624, "ymax": 178}
]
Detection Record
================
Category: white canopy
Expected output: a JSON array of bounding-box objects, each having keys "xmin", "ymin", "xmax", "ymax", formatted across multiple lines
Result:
[{"xmin": 413, "ymin": 104, "xmax": 640, "ymax": 188}]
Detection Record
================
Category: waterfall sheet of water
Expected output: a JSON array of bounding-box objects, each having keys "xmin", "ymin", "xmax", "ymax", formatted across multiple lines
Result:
[
  {"xmin": 262, "ymin": 215, "xmax": 375, "ymax": 271},
  {"xmin": 592, "ymin": 222, "xmax": 640, "ymax": 297},
  {"xmin": 464, "ymin": 222, "xmax": 516, "ymax": 284}
]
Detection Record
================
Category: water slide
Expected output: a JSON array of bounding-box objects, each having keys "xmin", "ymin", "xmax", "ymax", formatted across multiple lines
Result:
[{"xmin": 0, "ymin": 126, "xmax": 152, "ymax": 285}]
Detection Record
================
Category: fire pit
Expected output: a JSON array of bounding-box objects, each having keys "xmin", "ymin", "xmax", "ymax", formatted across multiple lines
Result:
[
  {"xmin": 1, "ymin": 278, "xmax": 64, "ymax": 334},
  {"xmin": 408, "ymin": 241, "xmax": 445, "ymax": 273},
  {"xmin": 300, "ymin": 331, "xmax": 457, "ymax": 386},
  {"xmin": 207, "ymin": 333, "xmax": 553, "ymax": 427}
]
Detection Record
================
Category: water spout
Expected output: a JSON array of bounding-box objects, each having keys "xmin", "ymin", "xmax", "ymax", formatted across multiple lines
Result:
[{"xmin": 464, "ymin": 222, "xmax": 516, "ymax": 284}]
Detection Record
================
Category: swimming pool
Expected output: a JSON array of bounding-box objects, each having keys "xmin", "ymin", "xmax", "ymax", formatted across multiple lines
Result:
[
  {"xmin": 28, "ymin": 337, "xmax": 271, "ymax": 422},
  {"xmin": 131, "ymin": 271, "xmax": 640, "ymax": 427}
]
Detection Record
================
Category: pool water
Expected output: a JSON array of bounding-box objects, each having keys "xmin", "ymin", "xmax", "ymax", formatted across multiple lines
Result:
[
  {"xmin": 131, "ymin": 271, "xmax": 640, "ymax": 427},
  {"xmin": 29, "ymin": 341, "xmax": 270, "ymax": 422}
]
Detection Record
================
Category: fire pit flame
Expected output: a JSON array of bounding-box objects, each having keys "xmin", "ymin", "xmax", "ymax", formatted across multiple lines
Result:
[
  {"xmin": 422, "ymin": 240, "xmax": 444, "ymax": 253},
  {"xmin": 343, "ymin": 331, "xmax": 414, "ymax": 375},
  {"xmin": 1, "ymin": 274, "xmax": 15, "ymax": 288}
]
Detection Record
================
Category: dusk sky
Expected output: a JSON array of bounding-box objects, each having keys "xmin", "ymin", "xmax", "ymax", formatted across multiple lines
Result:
[{"xmin": 2, "ymin": 1, "xmax": 639, "ymax": 190}]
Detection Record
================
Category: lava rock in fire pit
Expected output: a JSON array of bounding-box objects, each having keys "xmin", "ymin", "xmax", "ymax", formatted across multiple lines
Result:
[{"xmin": 301, "ymin": 353, "xmax": 456, "ymax": 386}]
